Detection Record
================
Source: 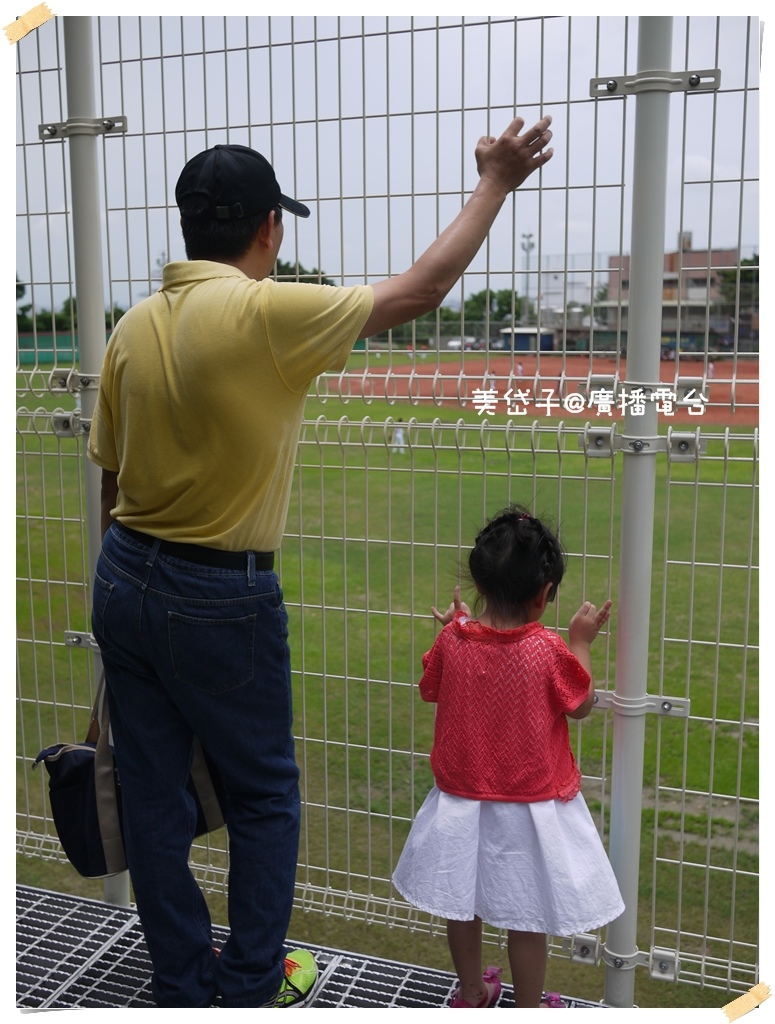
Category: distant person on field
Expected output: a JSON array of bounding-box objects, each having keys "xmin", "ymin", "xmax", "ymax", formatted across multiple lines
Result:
[
  {"xmin": 393, "ymin": 505, "xmax": 624, "ymax": 1008},
  {"xmin": 391, "ymin": 417, "xmax": 406, "ymax": 454},
  {"xmin": 88, "ymin": 116, "xmax": 553, "ymax": 1008}
]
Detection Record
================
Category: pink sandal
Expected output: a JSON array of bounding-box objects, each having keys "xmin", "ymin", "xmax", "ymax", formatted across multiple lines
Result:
[
  {"xmin": 540, "ymin": 992, "xmax": 567, "ymax": 1008},
  {"xmin": 450, "ymin": 966, "xmax": 502, "ymax": 1008}
]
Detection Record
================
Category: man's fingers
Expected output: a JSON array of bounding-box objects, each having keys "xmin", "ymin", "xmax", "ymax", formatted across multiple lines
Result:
[
  {"xmin": 502, "ymin": 114, "xmax": 551, "ymax": 136},
  {"xmin": 530, "ymin": 127, "xmax": 552, "ymax": 148},
  {"xmin": 501, "ymin": 116, "xmax": 526, "ymax": 137},
  {"xmin": 508, "ymin": 114, "xmax": 552, "ymax": 141},
  {"xmin": 534, "ymin": 147, "xmax": 553, "ymax": 166}
]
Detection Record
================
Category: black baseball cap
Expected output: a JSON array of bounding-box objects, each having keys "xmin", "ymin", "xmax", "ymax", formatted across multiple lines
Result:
[{"xmin": 175, "ymin": 144, "xmax": 310, "ymax": 220}]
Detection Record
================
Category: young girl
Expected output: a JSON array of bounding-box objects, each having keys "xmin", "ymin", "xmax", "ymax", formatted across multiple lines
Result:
[{"xmin": 392, "ymin": 505, "xmax": 624, "ymax": 1008}]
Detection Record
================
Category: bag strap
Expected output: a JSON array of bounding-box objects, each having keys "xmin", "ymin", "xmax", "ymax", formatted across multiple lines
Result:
[
  {"xmin": 91, "ymin": 673, "xmax": 127, "ymax": 875},
  {"xmin": 89, "ymin": 672, "xmax": 224, "ymax": 847},
  {"xmin": 84, "ymin": 678, "xmax": 102, "ymax": 744}
]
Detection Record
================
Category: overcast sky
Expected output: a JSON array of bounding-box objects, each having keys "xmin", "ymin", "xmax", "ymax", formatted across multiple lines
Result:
[{"xmin": 11, "ymin": 11, "xmax": 760, "ymax": 317}]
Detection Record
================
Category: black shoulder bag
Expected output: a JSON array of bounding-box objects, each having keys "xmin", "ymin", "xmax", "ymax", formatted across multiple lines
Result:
[{"xmin": 34, "ymin": 674, "xmax": 225, "ymax": 878}]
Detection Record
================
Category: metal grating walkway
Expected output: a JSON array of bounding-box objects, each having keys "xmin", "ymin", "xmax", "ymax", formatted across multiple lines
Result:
[{"xmin": 17, "ymin": 886, "xmax": 606, "ymax": 1009}]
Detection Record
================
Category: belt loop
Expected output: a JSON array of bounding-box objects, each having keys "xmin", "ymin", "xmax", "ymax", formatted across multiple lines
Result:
[
  {"xmin": 146, "ymin": 538, "xmax": 162, "ymax": 569},
  {"xmin": 247, "ymin": 550, "xmax": 256, "ymax": 587}
]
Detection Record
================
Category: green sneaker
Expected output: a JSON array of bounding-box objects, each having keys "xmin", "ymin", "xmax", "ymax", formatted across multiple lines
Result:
[{"xmin": 265, "ymin": 949, "xmax": 318, "ymax": 1007}]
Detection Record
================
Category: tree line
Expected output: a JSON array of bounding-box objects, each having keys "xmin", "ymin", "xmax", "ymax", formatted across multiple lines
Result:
[
  {"xmin": 17, "ymin": 253, "xmax": 757, "ymax": 336},
  {"xmin": 16, "ymin": 257, "xmax": 334, "ymax": 334}
]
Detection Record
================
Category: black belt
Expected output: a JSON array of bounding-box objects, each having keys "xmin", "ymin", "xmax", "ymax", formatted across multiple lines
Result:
[{"xmin": 116, "ymin": 522, "xmax": 274, "ymax": 571}]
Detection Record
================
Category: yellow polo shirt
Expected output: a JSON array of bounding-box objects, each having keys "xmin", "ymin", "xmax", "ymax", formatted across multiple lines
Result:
[{"xmin": 88, "ymin": 261, "xmax": 373, "ymax": 551}]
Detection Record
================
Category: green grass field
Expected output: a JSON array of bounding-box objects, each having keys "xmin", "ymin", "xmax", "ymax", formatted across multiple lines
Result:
[{"xmin": 16, "ymin": 387, "xmax": 758, "ymax": 1007}]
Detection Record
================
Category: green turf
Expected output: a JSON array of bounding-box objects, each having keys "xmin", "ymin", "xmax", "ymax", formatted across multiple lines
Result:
[{"xmin": 16, "ymin": 387, "xmax": 758, "ymax": 1006}]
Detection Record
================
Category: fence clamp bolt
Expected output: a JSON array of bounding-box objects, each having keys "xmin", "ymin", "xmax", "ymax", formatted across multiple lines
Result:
[
  {"xmin": 650, "ymin": 947, "xmax": 680, "ymax": 982},
  {"xmin": 562, "ymin": 933, "xmax": 601, "ymax": 966},
  {"xmin": 579, "ymin": 422, "xmax": 676, "ymax": 460},
  {"xmin": 593, "ymin": 691, "xmax": 690, "ymax": 718},
  {"xmin": 49, "ymin": 368, "xmax": 99, "ymax": 395},
  {"xmin": 590, "ymin": 68, "xmax": 720, "ymax": 97},
  {"xmin": 65, "ymin": 631, "xmax": 99, "ymax": 651},
  {"xmin": 39, "ymin": 114, "xmax": 127, "ymax": 141},
  {"xmin": 667, "ymin": 430, "xmax": 706, "ymax": 463},
  {"xmin": 53, "ymin": 410, "xmax": 91, "ymax": 438},
  {"xmin": 602, "ymin": 947, "xmax": 649, "ymax": 971},
  {"xmin": 579, "ymin": 423, "xmax": 617, "ymax": 459}
]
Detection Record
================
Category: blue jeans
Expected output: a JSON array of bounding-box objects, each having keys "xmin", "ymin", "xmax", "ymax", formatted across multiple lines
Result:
[{"xmin": 91, "ymin": 523, "xmax": 300, "ymax": 1007}]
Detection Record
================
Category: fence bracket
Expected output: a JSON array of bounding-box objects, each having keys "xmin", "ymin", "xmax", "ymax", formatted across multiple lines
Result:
[
  {"xmin": 667, "ymin": 429, "xmax": 706, "ymax": 463},
  {"xmin": 649, "ymin": 947, "xmax": 681, "ymax": 982},
  {"xmin": 64, "ymin": 631, "xmax": 100, "ymax": 651},
  {"xmin": 601, "ymin": 945, "xmax": 650, "ymax": 971},
  {"xmin": 39, "ymin": 115, "xmax": 128, "ymax": 141},
  {"xmin": 597, "ymin": 943, "xmax": 681, "ymax": 980},
  {"xmin": 675, "ymin": 377, "xmax": 708, "ymax": 408},
  {"xmin": 561, "ymin": 932, "xmax": 602, "ymax": 966},
  {"xmin": 580, "ymin": 424, "xmax": 617, "ymax": 458},
  {"xmin": 577, "ymin": 374, "xmax": 619, "ymax": 400},
  {"xmin": 579, "ymin": 426, "xmax": 667, "ymax": 458},
  {"xmin": 49, "ymin": 368, "xmax": 99, "ymax": 395},
  {"xmin": 590, "ymin": 68, "xmax": 720, "ymax": 98},
  {"xmin": 594, "ymin": 691, "xmax": 690, "ymax": 718},
  {"xmin": 52, "ymin": 411, "xmax": 91, "ymax": 438}
]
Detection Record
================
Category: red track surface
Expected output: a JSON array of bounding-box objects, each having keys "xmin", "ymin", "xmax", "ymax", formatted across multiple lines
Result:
[{"xmin": 330, "ymin": 354, "xmax": 758, "ymax": 426}]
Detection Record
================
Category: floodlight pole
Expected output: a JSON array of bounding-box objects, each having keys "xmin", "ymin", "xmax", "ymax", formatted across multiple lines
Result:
[
  {"xmin": 602, "ymin": 17, "xmax": 673, "ymax": 1007},
  {"xmin": 63, "ymin": 16, "xmax": 130, "ymax": 909},
  {"xmin": 521, "ymin": 233, "xmax": 534, "ymax": 325}
]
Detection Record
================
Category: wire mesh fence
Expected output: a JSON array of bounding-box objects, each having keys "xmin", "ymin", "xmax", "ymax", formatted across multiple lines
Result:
[{"xmin": 16, "ymin": 15, "xmax": 758, "ymax": 998}]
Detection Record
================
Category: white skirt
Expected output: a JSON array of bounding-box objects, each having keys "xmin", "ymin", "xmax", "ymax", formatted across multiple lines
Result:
[{"xmin": 392, "ymin": 787, "xmax": 625, "ymax": 935}]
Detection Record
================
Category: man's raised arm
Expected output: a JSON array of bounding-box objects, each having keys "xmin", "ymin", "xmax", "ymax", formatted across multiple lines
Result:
[{"xmin": 360, "ymin": 115, "xmax": 553, "ymax": 338}]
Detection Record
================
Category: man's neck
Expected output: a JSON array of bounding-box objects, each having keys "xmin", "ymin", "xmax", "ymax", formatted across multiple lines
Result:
[{"xmin": 207, "ymin": 253, "xmax": 273, "ymax": 283}]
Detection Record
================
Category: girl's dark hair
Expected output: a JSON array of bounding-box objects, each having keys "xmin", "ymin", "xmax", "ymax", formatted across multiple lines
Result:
[
  {"xmin": 180, "ymin": 198, "xmax": 282, "ymax": 261},
  {"xmin": 467, "ymin": 503, "xmax": 566, "ymax": 621}
]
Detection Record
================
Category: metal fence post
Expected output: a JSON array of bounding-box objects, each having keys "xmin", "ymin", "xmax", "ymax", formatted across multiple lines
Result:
[
  {"xmin": 63, "ymin": 15, "xmax": 130, "ymax": 909},
  {"xmin": 603, "ymin": 17, "xmax": 673, "ymax": 1007}
]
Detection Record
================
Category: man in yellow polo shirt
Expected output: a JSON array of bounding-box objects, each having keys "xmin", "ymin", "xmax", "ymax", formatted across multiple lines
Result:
[{"xmin": 88, "ymin": 120, "xmax": 553, "ymax": 1008}]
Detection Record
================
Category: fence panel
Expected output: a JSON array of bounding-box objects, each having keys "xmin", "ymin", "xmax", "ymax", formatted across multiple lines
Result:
[{"xmin": 16, "ymin": 15, "xmax": 758, "ymax": 997}]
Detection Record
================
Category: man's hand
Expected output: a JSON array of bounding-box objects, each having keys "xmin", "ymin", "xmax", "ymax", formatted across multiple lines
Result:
[
  {"xmin": 431, "ymin": 584, "xmax": 471, "ymax": 626},
  {"xmin": 361, "ymin": 113, "xmax": 555, "ymax": 338},
  {"xmin": 475, "ymin": 116, "xmax": 554, "ymax": 194}
]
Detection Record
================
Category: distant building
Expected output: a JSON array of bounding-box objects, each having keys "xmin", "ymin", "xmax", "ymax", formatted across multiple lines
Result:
[
  {"xmin": 595, "ymin": 234, "xmax": 757, "ymax": 354},
  {"xmin": 499, "ymin": 327, "xmax": 554, "ymax": 351}
]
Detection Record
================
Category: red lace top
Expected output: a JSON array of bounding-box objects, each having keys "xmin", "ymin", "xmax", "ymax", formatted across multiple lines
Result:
[{"xmin": 420, "ymin": 613, "xmax": 590, "ymax": 802}]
